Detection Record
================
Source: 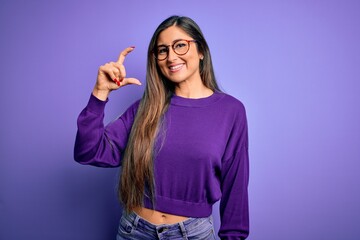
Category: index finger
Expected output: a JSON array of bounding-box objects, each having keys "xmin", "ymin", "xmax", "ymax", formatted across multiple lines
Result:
[{"xmin": 117, "ymin": 46, "xmax": 135, "ymax": 64}]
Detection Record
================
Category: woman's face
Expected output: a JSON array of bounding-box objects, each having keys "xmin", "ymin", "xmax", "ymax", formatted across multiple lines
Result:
[{"xmin": 156, "ymin": 26, "xmax": 203, "ymax": 84}]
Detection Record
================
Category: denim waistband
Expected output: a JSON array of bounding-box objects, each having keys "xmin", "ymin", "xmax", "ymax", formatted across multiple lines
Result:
[{"xmin": 117, "ymin": 211, "xmax": 215, "ymax": 240}]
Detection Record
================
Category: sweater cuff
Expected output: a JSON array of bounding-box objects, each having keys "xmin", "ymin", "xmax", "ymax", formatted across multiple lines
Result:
[{"xmin": 86, "ymin": 93, "xmax": 108, "ymax": 115}]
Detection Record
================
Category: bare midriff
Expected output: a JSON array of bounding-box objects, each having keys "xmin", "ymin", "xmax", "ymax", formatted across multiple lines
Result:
[{"xmin": 133, "ymin": 207, "xmax": 189, "ymax": 225}]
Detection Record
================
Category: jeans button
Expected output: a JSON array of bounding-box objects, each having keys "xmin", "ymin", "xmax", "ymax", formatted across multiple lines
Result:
[
  {"xmin": 125, "ymin": 225, "xmax": 132, "ymax": 233},
  {"xmin": 158, "ymin": 227, "xmax": 167, "ymax": 233}
]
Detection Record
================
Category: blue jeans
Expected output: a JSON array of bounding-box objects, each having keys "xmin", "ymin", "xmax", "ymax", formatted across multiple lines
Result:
[{"xmin": 116, "ymin": 211, "xmax": 216, "ymax": 240}]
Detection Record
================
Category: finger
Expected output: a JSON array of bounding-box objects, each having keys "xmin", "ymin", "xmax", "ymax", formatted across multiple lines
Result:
[
  {"xmin": 112, "ymin": 62, "xmax": 122, "ymax": 72},
  {"xmin": 103, "ymin": 63, "xmax": 122, "ymax": 82},
  {"xmin": 111, "ymin": 62, "xmax": 122, "ymax": 79},
  {"xmin": 119, "ymin": 64, "xmax": 126, "ymax": 79},
  {"xmin": 107, "ymin": 70, "xmax": 118, "ymax": 83},
  {"xmin": 117, "ymin": 46, "xmax": 135, "ymax": 64},
  {"xmin": 100, "ymin": 63, "xmax": 118, "ymax": 78},
  {"xmin": 122, "ymin": 77, "xmax": 142, "ymax": 86}
]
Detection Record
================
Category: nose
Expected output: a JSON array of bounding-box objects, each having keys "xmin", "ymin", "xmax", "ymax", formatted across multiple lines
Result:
[{"xmin": 167, "ymin": 47, "xmax": 178, "ymax": 61}]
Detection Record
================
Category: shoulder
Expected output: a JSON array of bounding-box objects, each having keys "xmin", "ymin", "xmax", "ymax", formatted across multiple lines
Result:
[{"xmin": 215, "ymin": 91, "xmax": 247, "ymax": 116}]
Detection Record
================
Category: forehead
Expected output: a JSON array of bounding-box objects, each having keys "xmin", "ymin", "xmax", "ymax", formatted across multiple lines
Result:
[{"xmin": 157, "ymin": 26, "xmax": 192, "ymax": 45}]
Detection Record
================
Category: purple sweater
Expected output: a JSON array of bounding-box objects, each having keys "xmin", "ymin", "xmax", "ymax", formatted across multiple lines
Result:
[{"xmin": 74, "ymin": 91, "xmax": 249, "ymax": 239}]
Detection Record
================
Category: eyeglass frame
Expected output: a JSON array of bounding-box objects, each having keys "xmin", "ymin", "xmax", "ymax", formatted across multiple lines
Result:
[{"xmin": 152, "ymin": 39, "xmax": 197, "ymax": 61}]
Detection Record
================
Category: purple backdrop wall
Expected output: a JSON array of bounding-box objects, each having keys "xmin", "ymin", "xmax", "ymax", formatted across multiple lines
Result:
[{"xmin": 1, "ymin": 0, "xmax": 359, "ymax": 239}]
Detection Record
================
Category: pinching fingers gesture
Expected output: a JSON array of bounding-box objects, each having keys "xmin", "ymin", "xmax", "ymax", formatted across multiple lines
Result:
[{"xmin": 93, "ymin": 47, "xmax": 142, "ymax": 100}]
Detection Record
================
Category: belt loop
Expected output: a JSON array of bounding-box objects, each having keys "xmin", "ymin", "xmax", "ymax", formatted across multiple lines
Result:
[
  {"xmin": 179, "ymin": 221, "xmax": 187, "ymax": 239},
  {"xmin": 133, "ymin": 212, "xmax": 140, "ymax": 228}
]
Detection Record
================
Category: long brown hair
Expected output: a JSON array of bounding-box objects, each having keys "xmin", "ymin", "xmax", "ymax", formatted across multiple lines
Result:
[{"xmin": 119, "ymin": 16, "xmax": 220, "ymax": 212}]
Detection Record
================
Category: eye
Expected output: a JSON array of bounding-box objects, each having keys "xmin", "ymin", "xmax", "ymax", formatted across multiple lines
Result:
[
  {"xmin": 157, "ymin": 46, "xmax": 168, "ymax": 55},
  {"xmin": 174, "ymin": 42, "xmax": 187, "ymax": 49}
]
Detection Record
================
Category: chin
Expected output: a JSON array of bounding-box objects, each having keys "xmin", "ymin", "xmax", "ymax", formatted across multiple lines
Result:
[
  {"xmin": 166, "ymin": 77, "xmax": 187, "ymax": 84},
  {"xmin": 164, "ymin": 73, "xmax": 186, "ymax": 83}
]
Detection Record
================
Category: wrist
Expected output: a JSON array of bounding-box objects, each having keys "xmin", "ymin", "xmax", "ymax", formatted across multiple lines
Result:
[{"xmin": 92, "ymin": 88, "xmax": 110, "ymax": 101}]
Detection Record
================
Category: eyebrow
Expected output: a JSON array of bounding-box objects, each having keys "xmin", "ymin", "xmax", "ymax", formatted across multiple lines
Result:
[{"xmin": 157, "ymin": 38, "xmax": 184, "ymax": 47}]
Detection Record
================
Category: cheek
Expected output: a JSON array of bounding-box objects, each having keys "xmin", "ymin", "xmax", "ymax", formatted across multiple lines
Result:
[
  {"xmin": 158, "ymin": 63, "xmax": 167, "ymax": 74},
  {"xmin": 188, "ymin": 52, "xmax": 201, "ymax": 65},
  {"xmin": 189, "ymin": 57, "xmax": 201, "ymax": 69}
]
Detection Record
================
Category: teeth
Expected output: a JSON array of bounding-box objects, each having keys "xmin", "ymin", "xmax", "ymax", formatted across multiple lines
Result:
[{"xmin": 169, "ymin": 64, "xmax": 183, "ymax": 71}]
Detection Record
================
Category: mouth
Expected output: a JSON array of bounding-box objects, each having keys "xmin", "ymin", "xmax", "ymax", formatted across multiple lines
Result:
[{"xmin": 168, "ymin": 63, "xmax": 184, "ymax": 72}]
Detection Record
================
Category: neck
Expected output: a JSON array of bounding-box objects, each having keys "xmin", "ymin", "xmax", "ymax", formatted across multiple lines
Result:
[{"xmin": 174, "ymin": 79, "xmax": 213, "ymax": 99}]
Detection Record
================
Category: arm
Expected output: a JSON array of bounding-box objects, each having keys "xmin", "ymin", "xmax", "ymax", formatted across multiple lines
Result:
[
  {"xmin": 74, "ymin": 46, "xmax": 141, "ymax": 167},
  {"xmin": 219, "ymin": 104, "xmax": 250, "ymax": 240},
  {"xmin": 73, "ymin": 94, "xmax": 139, "ymax": 167}
]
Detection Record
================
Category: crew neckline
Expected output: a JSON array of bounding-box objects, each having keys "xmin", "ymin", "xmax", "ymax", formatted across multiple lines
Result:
[{"xmin": 170, "ymin": 91, "xmax": 224, "ymax": 107}]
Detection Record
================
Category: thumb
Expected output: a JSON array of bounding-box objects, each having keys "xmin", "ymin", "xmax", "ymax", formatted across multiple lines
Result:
[{"xmin": 123, "ymin": 77, "xmax": 142, "ymax": 86}]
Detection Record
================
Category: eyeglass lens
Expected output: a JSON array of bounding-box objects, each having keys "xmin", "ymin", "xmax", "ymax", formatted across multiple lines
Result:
[{"xmin": 156, "ymin": 40, "xmax": 191, "ymax": 60}]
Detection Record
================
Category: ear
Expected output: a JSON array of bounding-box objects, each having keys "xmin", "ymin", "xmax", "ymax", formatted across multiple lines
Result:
[{"xmin": 200, "ymin": 55, "xmax": 204, "ymax": 60}]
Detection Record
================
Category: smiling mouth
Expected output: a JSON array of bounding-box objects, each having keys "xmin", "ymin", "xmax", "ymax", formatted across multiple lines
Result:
[{"xmin": 169, "ymin": 64, "xmax": 184, "ymax": 72}]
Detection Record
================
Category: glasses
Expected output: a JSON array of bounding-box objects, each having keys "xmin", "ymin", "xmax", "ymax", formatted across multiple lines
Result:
[{"xmin": 153, "ymin": 39, "xmax": 197, "ymax": 61}]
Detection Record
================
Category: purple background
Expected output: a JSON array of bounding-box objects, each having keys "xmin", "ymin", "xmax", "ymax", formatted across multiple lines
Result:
[{"xmin": 1, "ymin": 0, "xmax": 359, "ymax": 239}]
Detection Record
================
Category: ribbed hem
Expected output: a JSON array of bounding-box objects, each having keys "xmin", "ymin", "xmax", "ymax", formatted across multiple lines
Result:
[
  {"xmin": 144, "ymin": 195, "xmax": 213, "ymax": 218},
  {"xmin": 86, "ymin": 93, "xmax": 108, "ymax": 114}
]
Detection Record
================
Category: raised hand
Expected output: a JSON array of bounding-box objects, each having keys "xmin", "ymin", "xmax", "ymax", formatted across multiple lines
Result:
[{"xmin": 93, "ymin": 47, "xmax": 142, "ymax": 100}]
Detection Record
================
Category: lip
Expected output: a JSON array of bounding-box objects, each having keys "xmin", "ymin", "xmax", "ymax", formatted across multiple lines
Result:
[{"xmin": 168, "ymin": 63, "xmax": 184, "ymax": 73}]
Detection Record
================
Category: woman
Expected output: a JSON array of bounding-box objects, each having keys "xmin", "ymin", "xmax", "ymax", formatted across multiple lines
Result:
[{"xmin": 74, "ymin": 16, "xmax": 249, "ymax": 240}]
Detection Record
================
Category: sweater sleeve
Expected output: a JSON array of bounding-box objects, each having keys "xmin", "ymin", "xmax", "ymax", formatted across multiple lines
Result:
[
  {"xmin": 73, "ymin": 94, "xmax": 139, "ymax": 167},
  {"xmin": 219, "ymin": 103, "xmax": 250, "ymax": 240}
]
